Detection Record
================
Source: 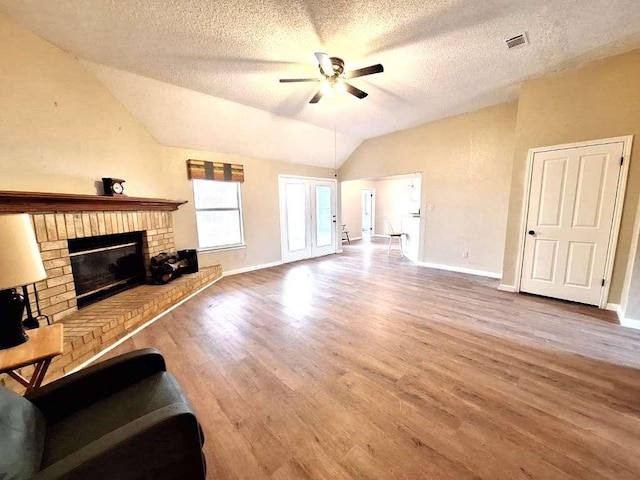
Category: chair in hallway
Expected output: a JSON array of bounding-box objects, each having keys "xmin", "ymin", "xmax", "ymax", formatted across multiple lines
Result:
[
  {"xmin": 386, "ymin": 222, "xmax": 405, "ymax": 257},
  {"xmin": 341, "ymin": 224, "xmax": 351, "ymax": 244}
]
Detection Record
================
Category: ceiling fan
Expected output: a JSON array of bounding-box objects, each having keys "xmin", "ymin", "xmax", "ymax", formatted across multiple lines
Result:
[{"xmin": 279, "ymin": 52, "xmax": 384, "ymax": 103}]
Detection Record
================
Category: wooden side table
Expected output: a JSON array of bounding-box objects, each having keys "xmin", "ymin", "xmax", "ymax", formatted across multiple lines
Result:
[{"xmin": 0, "ymin": 323, "xmax": 63, "ymax": 394}]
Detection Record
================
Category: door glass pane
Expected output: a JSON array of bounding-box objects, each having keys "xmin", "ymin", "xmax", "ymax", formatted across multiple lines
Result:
[
  {"xmin": 286, "ymin": 183, "xmax": 307, "ymax": 251},
  {"xmin": 316, "ymin": 185, "xmax": 332, "ymax": 247}
]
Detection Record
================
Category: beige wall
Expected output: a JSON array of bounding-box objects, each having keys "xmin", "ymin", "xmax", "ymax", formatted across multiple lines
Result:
[
  {"xmin": 373, "ymin": 176, "xmax": 421, "ymax": 235},
  {"xmin": 373, "ymin": 176, "xmax": 422, "ymax": 263},
  {"xmin": 625, "ymin": 228, "xmax": 640, "ymax": 319},
  {"xmin": 0, "ymin": 13, "xmax": 334, "ymax": 273},
  {"xmin": 340, "ymin": 176, "xmax": 420, "ymax": 239},
  {"xmin": 340, "ymin": 179, "xmax": 374, "ymax": 239},
  {"xmin": 340, "ymin": 103, "xmax": 518, "ymax": 275},
  {"xmin": 163, "ymin": 147, "xmax": 333, "ymax": 271},
  {"xmin": 502, "ymin": 49, "xmax": 640, "ymax": 304},
  {"xmin": 0, "ymin": 13, "xmax": 167, "ymax": 197},
  {"xmin": 623, "ymin": 171, "xmax": 640, "ymax": 318},
  {"xmin": 7, "ymin": 9, "xmax": 640, "ymax": 308}
]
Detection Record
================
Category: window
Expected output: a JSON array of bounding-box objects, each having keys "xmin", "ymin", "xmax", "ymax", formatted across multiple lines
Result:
[{"xmin": 193, "ymin": 179, "xmax": 244, "ymax": 250}]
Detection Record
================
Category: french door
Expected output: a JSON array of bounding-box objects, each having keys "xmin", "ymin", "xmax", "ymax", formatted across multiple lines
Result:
[
  {"xmin": 520, "ymin": 141, "xmax": 624, "ymax": 305},
  {"xmin": 279, "ymin": 176, "xmax": 337, "ymax": 263}
]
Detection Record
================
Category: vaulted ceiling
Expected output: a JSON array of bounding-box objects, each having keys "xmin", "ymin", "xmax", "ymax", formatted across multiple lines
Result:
[{"xmin": 2, "ymin": 0, "xmax": 640, "ymax": 167}]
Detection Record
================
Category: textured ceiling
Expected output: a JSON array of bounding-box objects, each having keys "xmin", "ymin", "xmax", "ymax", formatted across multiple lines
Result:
[
  {"xmin": 2, "ymin": 1, "xmax": 640, "ymax": 165},
  {"xmin": 88, "ymin": 62, "xmax": 362, "ymax": 168}
]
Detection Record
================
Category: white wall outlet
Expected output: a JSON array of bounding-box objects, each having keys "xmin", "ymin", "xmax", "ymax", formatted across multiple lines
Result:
[{"xmin": 462, "ymin": 251, "xmax": 469, "ymax": 258}]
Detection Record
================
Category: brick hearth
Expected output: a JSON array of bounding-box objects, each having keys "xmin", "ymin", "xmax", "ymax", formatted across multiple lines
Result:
[
  {"xmin": 50, "ymin": 265, "xmax": 222, "ymax": 380},
  {"xmin": 0, "ymin": 194, "xmax": 225, "ymax": 392},
  {"xmin": 2, "ymin": 265, "xmax": 222, "ymax": 391},
  {"xmin": 28, "ymin": 210, "xmax": 177, "ymax": 323}
]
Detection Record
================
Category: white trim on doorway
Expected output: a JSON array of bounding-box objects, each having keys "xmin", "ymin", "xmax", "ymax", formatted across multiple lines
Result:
[
  {"xmin": 606, "ymin": 304, "xmax": 640, "ymax": 331},
  {"xmin": 513, "ymin": 135, "xmax": 633, "ymax": 308},
  {"xmin": 278, "ymin": 174, "xmax": 338, "ymax": 264},
  {"xmin": 362, "ymin": 188, "xmax": 375, "ymax": 240}
]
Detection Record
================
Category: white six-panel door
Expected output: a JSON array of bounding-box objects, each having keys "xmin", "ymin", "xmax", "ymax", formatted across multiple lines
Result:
[{"xmin": 520, "ymin": 142, "xmax": 624, "ymax": 305}]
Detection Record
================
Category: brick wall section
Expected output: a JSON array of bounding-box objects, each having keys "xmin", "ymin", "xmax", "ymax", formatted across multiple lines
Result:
[
  {"xmin": 2, "ymin": 265, "xmax": 223, "ymax": 391},
  {"xmin": 26, "ymin": 210, "xmax": 175, "ymax": 323}
]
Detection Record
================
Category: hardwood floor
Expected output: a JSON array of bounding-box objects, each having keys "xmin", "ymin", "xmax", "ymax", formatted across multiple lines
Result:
[{"xmin": 104, "ymin": 240, "xmax": 640, "ymax": 479}]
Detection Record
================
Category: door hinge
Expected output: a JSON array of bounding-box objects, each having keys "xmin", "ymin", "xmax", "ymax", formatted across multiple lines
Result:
[
  {"xmin": 601, "ymin": 279, "xmax": 605, "ymax": 287},
  {"xmin": 621, "ymin": 156, "xmax": 624, "ymax": 166}
]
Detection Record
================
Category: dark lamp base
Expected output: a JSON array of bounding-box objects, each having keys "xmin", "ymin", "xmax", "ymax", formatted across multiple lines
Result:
[
  {"xmin": 23, "ymin": 317, "xmax": 40, "ymax": 330},
  {"xmin": 0, "ymin": 288, "xmax": 29, "ymax": 350}
]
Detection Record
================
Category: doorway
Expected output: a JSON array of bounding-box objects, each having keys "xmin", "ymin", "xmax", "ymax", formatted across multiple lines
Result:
[
  {"xmin": 279, "ymin": 175, "xmax": 337, "ymax": 263},
  {"xmin": 362, "ymin": 188, "xmax": 375, "ymax": 241},
  {"xmin": 518, "ymin": 136, "xmax": 632, "ymax": 307},
  {"xmin": 340, "ymin": 173, "xmax": 422, "ymax": 263}
]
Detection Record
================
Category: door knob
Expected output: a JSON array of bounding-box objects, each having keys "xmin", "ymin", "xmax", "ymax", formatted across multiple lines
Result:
[{"xmin": 528, "ymin": 230, "xmax": 536, "ymax": 236}]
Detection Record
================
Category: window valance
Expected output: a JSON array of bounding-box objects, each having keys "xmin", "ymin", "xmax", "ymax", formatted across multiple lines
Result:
[{"xmin": 186, "ymin": 159, "xmax": 245, "ymax": 183}]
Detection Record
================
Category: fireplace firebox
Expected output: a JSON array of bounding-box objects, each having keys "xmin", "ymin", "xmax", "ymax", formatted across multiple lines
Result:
[{"xmin": 69, "ymin": 232, "xmax": 145, "ymax": 309}]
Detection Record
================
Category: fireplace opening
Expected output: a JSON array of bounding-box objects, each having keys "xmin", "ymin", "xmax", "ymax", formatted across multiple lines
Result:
[{"xmin": 69, "ymin": 232, "xmax": 145, "ymax": 309}]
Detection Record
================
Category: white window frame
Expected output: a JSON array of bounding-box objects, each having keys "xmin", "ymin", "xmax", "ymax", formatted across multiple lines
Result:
[{"xmin": 193, "ymin": 180, "xmax": 246, "ymax": 252}]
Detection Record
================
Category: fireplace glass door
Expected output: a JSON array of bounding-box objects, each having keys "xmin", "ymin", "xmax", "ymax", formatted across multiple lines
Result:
[{"xmin": 69, "ymin": 232, "xmax": 145, "ymax": 308}]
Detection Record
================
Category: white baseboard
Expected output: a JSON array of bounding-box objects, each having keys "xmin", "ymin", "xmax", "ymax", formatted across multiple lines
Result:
[
  {"xmin": 608, "ymin": 303, "xmax": 640, "ymax": 330},
  {"xmin": 498, "ymin": 284, "xmax": 517, "ymax": 292},
  {"xmin": 404, "ymin": 254, "xmax": 419, "ymax": 265},
  {"xmin": 605, "ymin": 302, "xmax": 626, "ymax": 323},
  {"xmin": 344, "ymin": 236, "xmax": 362, "ymax": 242},
  {"xmin": 373, "ymin": 234, "xmax": 389, "ymax": 238},
  {"xmin": 605, "ymin": 303, "xmax": 621, "ymax": 313},
  {"xmin": 620, "ymin": 317, "xmax": 640, "ymax": 330},
  {"xmin": 68, "ymin": 275, "xmax": 224, "ymax": 375},
  {"xmin": 223, "ymin": 261, "xmax": 283, "ymax": 276},
  {"xmin": 418, "ymin": 262, "xmax": 502, "ymax": 279}
]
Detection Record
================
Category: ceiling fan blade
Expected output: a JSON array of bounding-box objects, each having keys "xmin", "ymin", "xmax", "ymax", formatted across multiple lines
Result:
[
  {"xmin": 314, "ymin": 52, "xmax": 333, "ymax": 76},
  {"xmin": 345, "ymin": 64, "xmax": 384, "ymax": 79},
  {"xmin": 344, "ymin": 83, "xmax": 368, "ymax": 99},
  {"xmin": 309, "ymin": 90, "xmax": 323, "ymax": 103},
  {"xmin": 279, "ymin": 78, "xmax": 320, "ymax": 83}
]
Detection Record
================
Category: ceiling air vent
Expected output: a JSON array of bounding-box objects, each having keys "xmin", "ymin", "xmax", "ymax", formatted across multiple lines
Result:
[{"xmin": 505, "ymin": 32, "xmax": 528, "ymax": 49}]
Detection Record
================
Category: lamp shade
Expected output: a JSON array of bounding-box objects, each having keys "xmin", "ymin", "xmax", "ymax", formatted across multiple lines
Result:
[{"xmin": 0, "ymin": 214, "xmax": 47, "ymax": 290}]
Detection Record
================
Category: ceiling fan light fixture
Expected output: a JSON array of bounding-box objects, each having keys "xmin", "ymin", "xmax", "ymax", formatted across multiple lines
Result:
[
  {"xmin": 334, "ymin": 79, "xmax": 347, "ymax": 94},
  {"xmin": 321, "ymin": 80, "xmax": 335, "ymax": 97},
  {"xmin": 281, "ymin": 52, "xmax": 384, "ymax": 104}
]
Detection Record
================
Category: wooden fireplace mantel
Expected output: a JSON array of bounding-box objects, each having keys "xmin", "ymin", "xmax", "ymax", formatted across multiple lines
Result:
[{"xmin": 0, "ymin": 190, "xmax": 187, "ymax": 213}]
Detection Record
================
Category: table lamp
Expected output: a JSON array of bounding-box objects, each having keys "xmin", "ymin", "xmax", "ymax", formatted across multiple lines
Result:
[{"xmin": 0, "ymin": 214, "xmax": 47, "ymax": 350}]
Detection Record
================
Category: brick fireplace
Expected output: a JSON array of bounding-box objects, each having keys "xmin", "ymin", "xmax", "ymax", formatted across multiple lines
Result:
[
  {"xmin": 29, "ymin": 209, "xmax": 176, "ymax": 322},
  {"xmin": 0, "ymin": 191, "xmax": 223, "ymax": 389}
]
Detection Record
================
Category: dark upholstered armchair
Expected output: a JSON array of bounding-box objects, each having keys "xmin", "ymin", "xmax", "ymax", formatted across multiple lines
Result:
[{"xmin": 0, "ymin": 348, "xmax": 206, "ymax": 479}]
